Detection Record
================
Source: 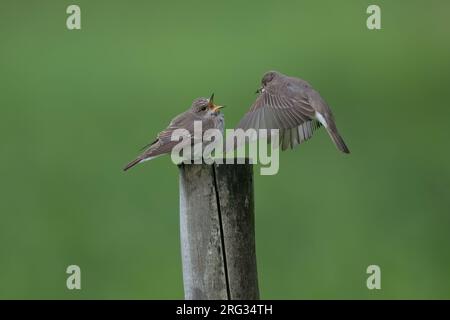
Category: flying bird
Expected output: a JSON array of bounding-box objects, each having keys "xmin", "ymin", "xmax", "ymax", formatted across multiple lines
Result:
[
  {"xmin": 124, "ymin": 94, "xmax": 225, "ymax": 171},
  {"xmin": 236, "ymin": 70, "xmax": 350, "ymax": 153}
]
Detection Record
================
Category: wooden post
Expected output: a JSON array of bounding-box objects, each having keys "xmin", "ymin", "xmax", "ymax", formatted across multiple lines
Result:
[{"xmin": 179, "ymin": 161, "xmax": 259, "ymax": 300}]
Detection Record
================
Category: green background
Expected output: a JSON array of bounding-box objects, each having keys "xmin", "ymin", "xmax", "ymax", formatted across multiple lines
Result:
[{"xmin": 1, "ymin": 0, "xmax": 449, "ymax": 299}]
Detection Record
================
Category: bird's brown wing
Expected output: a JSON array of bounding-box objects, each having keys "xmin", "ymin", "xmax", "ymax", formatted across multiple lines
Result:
[
  {"xmin": 237, "ymin": 88, "xmax": 314, "ymax": 130},
  {"xmin": 141, "ymin": 111, "xmax": 219, "ymax": 158},
  {"xmin": 139, "ymin": 111, "xmax": 192, "ymax": 150},
  {"xmin": 278, "ymin": 121, "xmax": 322, "ymax": 150},
  {"xmin": 139, "ymin": 112, "xmax": 198, "ymax": 158},
  {"xmin": 236, "ymin": 88, "xmax": 321, "ymax": 150},
  {"xmin": 124, "ymin": 111, "xmax": 213, "ymax": 170}
]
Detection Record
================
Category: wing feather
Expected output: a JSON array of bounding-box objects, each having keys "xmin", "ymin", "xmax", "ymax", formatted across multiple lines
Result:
[
  {"xmin": 237, "ymin": 85, "xmax": 321, "ymax": 150},
  {"xmin": 237, "ymin": 89, "xmax": 314, "ymax": 131}
]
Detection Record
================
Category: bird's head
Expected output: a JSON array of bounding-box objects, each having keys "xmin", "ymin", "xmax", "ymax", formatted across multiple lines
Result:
[
  {"xmin": 191, "ymin": 94, "xmax": 225, "ymax": 115},
  {"xmin": 256, "ymin": 70, "xmax": 282, "ymax": 93}
]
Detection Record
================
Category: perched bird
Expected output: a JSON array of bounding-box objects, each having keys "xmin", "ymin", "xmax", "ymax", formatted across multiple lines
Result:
[
  {"xmin": 236, "ymin": 70, "xmax": 350, "ymax": 153},
  {"xmin": 124, "ymin": 94, "xmax": 225, "ymax": 171}
]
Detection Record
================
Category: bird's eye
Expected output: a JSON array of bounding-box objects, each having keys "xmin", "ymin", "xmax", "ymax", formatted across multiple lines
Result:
[{"xmin": 201, "ymin": 105, "xmax": 207, "ymax": 111}]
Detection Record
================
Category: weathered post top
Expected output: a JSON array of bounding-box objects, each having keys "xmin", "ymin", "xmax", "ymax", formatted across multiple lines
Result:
[{"xmin": 179, "ymin": 160, "xmax": 259, "ymax": 300}]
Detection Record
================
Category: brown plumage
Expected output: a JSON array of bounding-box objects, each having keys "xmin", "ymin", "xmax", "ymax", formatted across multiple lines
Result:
[
  {"xmin": 124, "ymin": 95, "xmax": 225, "ymax": 171},
  {"xmin": 236, "ymin": 70, "xmax": 350, "ymax": 153}
]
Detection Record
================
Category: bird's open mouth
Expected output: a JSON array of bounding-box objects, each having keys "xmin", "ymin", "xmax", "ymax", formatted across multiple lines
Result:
[{"xmin": 208, "ymin": 93, "xmax": 225, "ymax": 113}]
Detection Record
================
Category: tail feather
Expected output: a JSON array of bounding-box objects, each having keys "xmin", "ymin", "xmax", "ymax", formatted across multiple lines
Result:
[
  {"xmin": 326, "ymin": 127, "xmax": 350, "ymax": 154},
  {"xmin": 123, "ymin": 158, "xmax": 142, "ymax": 171}
]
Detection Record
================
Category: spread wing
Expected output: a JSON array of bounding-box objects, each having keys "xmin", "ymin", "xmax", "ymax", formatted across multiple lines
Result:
[
  {"xmin": 237, "ymin": 88, "xmax": 314, "ymax": 130},
  {"xmin": 236, "ymin": 86, "xmax": 321, "ymax": 150}
]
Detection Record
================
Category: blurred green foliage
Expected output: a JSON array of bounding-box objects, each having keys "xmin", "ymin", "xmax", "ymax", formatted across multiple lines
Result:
[{"xmin": 0, "ymin": 0, "xmax": 449, "ymax": 299}]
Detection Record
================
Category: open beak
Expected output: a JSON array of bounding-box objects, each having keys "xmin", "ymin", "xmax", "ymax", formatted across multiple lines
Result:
[
  {"xmin": 208, "ymin": 93, "xmax": 225, "ymax": 113},
  {"xmin": 212, "ymin": 105, "xmax": 225, "ymax": 113}
]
